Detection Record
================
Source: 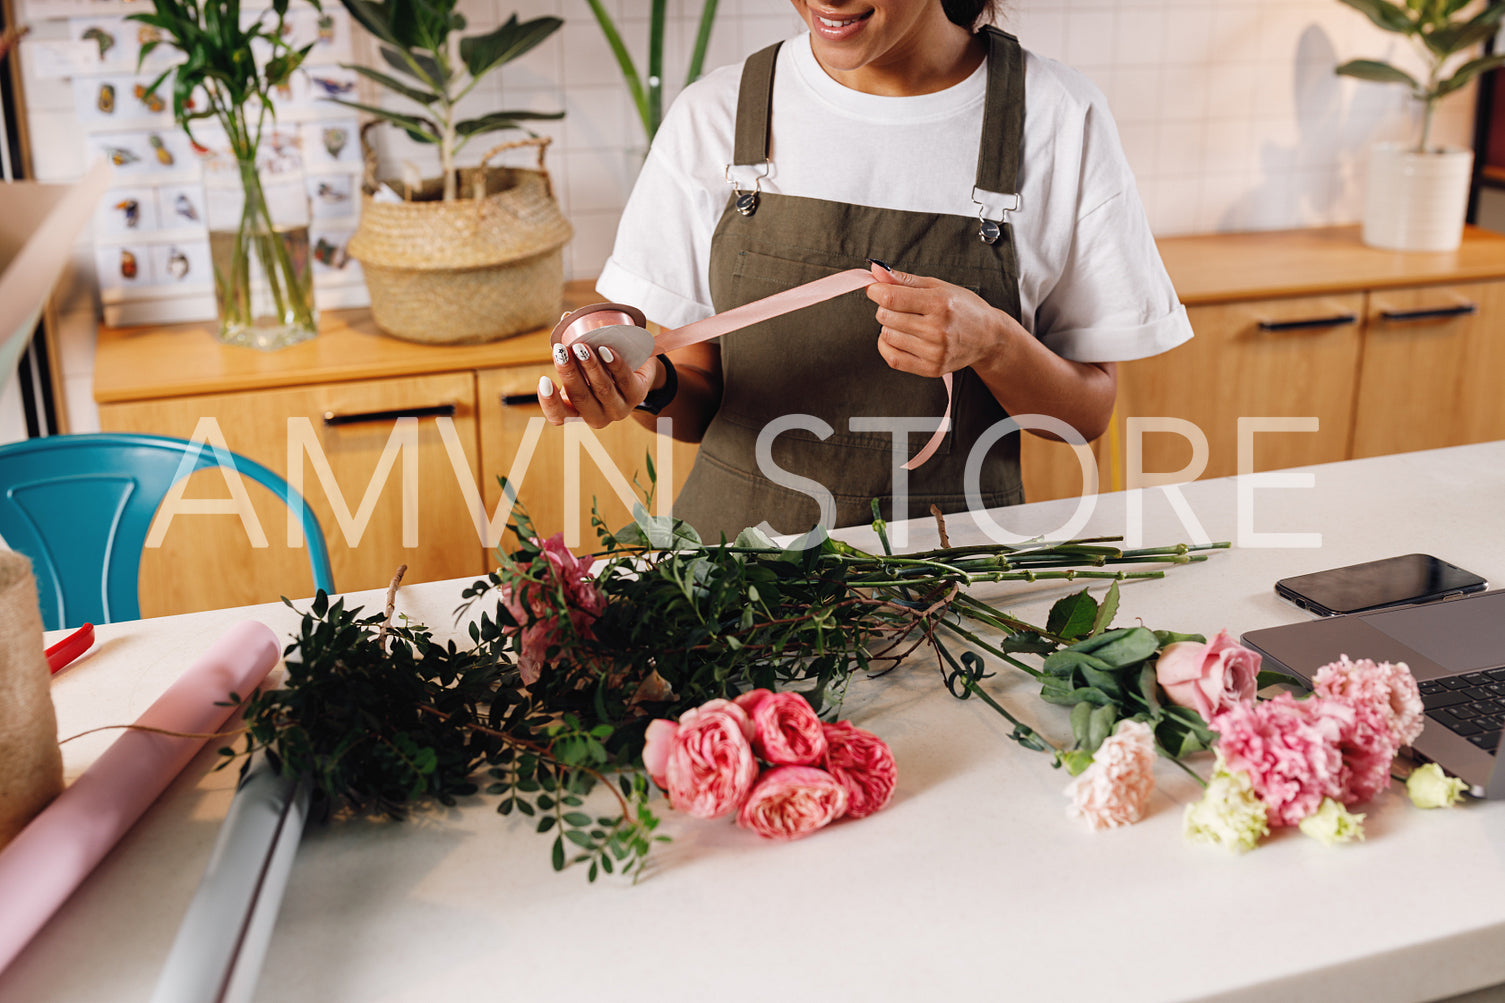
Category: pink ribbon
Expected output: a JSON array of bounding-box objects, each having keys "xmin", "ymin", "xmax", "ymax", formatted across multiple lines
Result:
[{"xmin": 556, "ymin": 267, "xmax": 953, "ymax": 469}]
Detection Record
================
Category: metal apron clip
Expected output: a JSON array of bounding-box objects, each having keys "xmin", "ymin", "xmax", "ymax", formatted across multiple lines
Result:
[
  {"xmin": 726, "ymin": 161, "xmax": 771, "ymax": 217},
  {"xmin": 972, "ymin": 187, "xmax": 1021, "ymax": 245}
]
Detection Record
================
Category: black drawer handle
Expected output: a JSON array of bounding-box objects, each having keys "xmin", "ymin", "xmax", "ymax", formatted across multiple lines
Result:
[
  {"xmin": 322, "ymin": 403, "xmax": 457, "ymax": 426},
  {"xmin": 1379, "ymin": 303, "xmax": 1478, "ymax": 322},
  {"xmin": 1256, "ymin": 313, "xmax": 1358, "ymax": 332},
  {"xmin": 500, "ymin": 392, "xmax": 541, "ymax": 407}
]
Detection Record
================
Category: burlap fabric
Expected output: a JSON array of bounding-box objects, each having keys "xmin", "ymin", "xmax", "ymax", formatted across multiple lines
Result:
[{"xmin": 0, "ymin": 550, "xmax": 64, "ymax": 848}]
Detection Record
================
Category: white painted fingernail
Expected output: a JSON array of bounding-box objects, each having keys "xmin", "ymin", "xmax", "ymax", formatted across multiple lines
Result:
[
  {"xmin": 552, "ymin": 344, "xmax": 569, "ymax": 366},
  {"xmin": 538, "ymin": 376, "xmax": 554, "ymax": 398},
  {"xmin": 599, "ymin": 346, "xmax": 615, "ymax": 364},
  {"xmin": 573, "ymin": 343, "xmax": 591, "ymax": 361}
]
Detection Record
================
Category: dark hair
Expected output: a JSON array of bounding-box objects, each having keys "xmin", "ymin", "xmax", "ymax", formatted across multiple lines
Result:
[{"xmin": 942, "ymin": 0, "xmax": 998, "ymax": 29}]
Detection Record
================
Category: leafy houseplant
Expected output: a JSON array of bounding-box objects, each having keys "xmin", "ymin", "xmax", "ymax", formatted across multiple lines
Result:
[
  {"xmin": 131, "ymin": 0, "xmax": 321, "ymax": 350},
  {"xmin": 334, "ymin": 0, "xmax": 564, "ymax": 201},
  {"xmin": 330, "ymin": 1, "xmax": 574, "ymax": 344},
  {"xmin": 586, "ymin": 0, "xmax": 721, "ymax": 143},
  {"xmin": 1336, "ymin": 0, "xmax": 1505, "ymax": 251}
]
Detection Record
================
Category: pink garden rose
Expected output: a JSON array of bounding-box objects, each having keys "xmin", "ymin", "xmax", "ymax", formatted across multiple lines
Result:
[
  {"xmin": 1155, "ymin": 630, "xmax": 1261, "ymax": 721},
  {"xmin": 1065, "ymin": 718, "xmax": 1158, "ymax": 830},
  {"xmin": 821, "ymin": 721, "xmax": 897, "ymax": 819},
  {"xmin": 654, "ymin": 699, "xmax": 758, "ymax": 819},
  {"xmin": 735, "ymin": 765, "xmax": 849, "ymax": 840},
  {"xmin": 500, "ymin": 533, "xmax": 606, "ymax": 686},
  {"xmin": 1313, "ymin": 655, "xmax": 1424, "ymax": 748},
  {"xmin": 1212, "ymin": 693, "xmax": 1347, "ymax": 827},
  {"xmin": 733, "ymin": 690, "xmax": 827, "ymax": 765}
]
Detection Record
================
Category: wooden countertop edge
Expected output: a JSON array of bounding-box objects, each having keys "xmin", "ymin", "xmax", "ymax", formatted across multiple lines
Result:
[{"xmin": 1160, "ymin": 224, "xmax": 1505, "ymax": 305}]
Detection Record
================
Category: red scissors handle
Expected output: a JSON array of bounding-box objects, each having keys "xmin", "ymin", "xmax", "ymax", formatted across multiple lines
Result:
[{"xmin": 46, "ymin": 623, "xmax": 95, "ymax": 674}]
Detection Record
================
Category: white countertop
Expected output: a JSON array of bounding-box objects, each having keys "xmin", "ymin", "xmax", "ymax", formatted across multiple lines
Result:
[{"xmin": 5, "ymin": 441, "xmax": 1505, "ymax": 1003}]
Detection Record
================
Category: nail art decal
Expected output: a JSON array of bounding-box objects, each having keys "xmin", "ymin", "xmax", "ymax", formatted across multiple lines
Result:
[
  {"xmin": 552, "ymin": 344, "xmax": 569, "ymax": 366},
  {"xmin": 120, "ymin": 248, "xmax": 138, "ymax": 279},
  {"xmin": 174, "ymin": 193, "xmax": 199, "ymax": 222},
  {"xmin": 115, "ymin": 198, "xmax": 140, "ymax": 228},
  {"xmin": 81, "ymin": 26, "xmax": 113, "ymax": 60},
  {"xmin": 97, "ymin": 83, "xmax": 115, "ymax": 114},
  {"xmin": 107, "ymin": 146, "xmax": 139, "ymax": 167},
  {"xmin": 310, "ymin": 76, "xmax": 354, "ymax": 97},
  {"xmin": 135, "ymin": 84, "xmax": 165, "ymax": 114},
  {"xmin": 322, "ymin": 127, "xmax": 347, "ymax": 159},
  {"xmin": 166, "ymin": 247, "xmax": 189, "ymax": 280},
  {"xmin": 317, "ymin": 14, "xmax": 335, "ymax": 43},
  {"xmin": 572, "ymin": 343, "xmax": 591, "ymax": 361}
]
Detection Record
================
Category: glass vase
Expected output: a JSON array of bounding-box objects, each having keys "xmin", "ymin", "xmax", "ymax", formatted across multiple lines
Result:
[{"xmin": 203, "ymin": 151, "xmax": 317, "ymax": 351}]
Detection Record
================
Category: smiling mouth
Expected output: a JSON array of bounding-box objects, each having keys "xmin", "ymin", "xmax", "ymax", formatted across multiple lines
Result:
[{"xmin": 815, "ymin": 9, "xmax": 872, "ymax": 27}]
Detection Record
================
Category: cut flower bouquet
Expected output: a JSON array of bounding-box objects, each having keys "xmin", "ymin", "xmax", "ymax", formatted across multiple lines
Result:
[{"xmin": 232, "ymin": 500, "xmax": 1467, "ymax": 879}]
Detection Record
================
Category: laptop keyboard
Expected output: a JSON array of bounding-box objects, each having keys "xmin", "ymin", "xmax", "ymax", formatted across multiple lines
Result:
[{"xmin": 1419, "ymin": 670, "xmax": 1505, "ymax": 754}]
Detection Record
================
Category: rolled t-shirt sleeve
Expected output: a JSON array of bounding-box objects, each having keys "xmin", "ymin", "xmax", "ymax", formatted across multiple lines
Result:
[
  {"xmin": 595, "ymin": 89, "xmax": 730, "ymax": 330},
  {"xmin": 1035, "ymin": 188, "xmax": 1192, "ymax": 363},
  {"xmin": 1029, "ymin": 81, "xmax": 1193, "ymax": 364}
]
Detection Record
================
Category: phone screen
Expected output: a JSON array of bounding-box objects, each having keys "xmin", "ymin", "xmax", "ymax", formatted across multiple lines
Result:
[{"xmin": 1276, "ymin": 554, "xmax": 1488, "ymax": 616}]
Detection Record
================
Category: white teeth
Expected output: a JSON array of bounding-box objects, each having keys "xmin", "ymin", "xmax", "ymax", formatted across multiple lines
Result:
[{"xmin": 818, "ymin": 13, "xmax": 860, "ymax": 26}]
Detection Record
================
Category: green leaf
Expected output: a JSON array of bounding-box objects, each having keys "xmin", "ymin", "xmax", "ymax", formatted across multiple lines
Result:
[
  {"xmin": 1337, "ymin": 0, "xmax": 1416, "ymax": 33},
  {"xmin": 997, "ymin": 632, "xmax": 1057, "ymax": 654},
  {"xmin": 327, "ymin": 98, "xmax": 440, "ymax": 142},
  {"xmin": 342, "ymin": 62, "xmax": 440, "ymax": 105},
  {"xmin": 1069, "ymin": 700, "xmax": 1093, "ymax": 745},
  {"xmin": 1059, "ymin": 749, "xmax": 1094, "ymax": 776},
  {"xmin": 1335, "ymin": 59, "xmax": 1422, "ymax": 93},
  {"xmin": 551, "ymin": 834, "xmax": 565, "ymax": 870},
  {"xmin": 338, "ymin": 0, "xmax": 402, "ymax": 46},
  {"xmin": 1039, "ymin": 680, "xmax": 1115, "ymax": 707},
  {"xmin": 1046, "ymin": 588, "xmax": 1097, "ymax": 640},
  {"xmin": 1255, "ymin": 669, "xmax": 1302, "ymax": 691},
  {"xmin": 453, "ymin": 109, "xmax": 564, "ymax": 138},
  {"xmin": 1077, "ymin": 627, "xmax": 1159, "ymax": 670},
  {"xmin": 459, "ymin": 14, "xmax": 562, "ymax": 80},
  {"xmin": 1154, "ymin": 629, "xmax": 1205, "ymax": 648},
  {"xmin": 1436, "ymin": 53, "xmax": 1505, "ymax": 99},
  {"xmin": 1137, "ymin": 664, "xmax": 1161, "ymax": 711},
  {"xmin": 1041, "ymin": 648, "xmax": 1111, "ymax": 679},
  {"xmin": 1085, "ymin": 703, "xmax": 1117, "ymax": 752},
  {"xmin": 1088, "ymin": 580, "xmax": 1119, "ymax": 637}
]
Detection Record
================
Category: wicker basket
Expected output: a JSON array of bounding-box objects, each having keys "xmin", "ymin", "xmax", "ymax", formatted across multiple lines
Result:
[{"xmin": 348, "ymin": 136, "xmax": 574, "ymax": 344}]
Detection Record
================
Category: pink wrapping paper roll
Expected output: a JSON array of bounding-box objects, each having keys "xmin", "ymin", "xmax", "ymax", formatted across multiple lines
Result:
[{"xmin": 0, "ymin": 619, "xmax": 281, "ymax": 974}]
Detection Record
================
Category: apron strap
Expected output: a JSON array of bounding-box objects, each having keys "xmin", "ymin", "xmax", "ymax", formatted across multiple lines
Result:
[
  {"xmin": 733, "ymin": 43, "xmax": 782, "ymax": 166},
  {"xmin": 974, "ymin": 26, "xmax": 1024, "ymax": 197}
]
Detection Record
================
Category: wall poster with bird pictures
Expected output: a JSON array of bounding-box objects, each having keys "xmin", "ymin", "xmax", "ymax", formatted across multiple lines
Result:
[{"xmin": 44, "ymin": 3, "xmax": 367, "ymax": 327}]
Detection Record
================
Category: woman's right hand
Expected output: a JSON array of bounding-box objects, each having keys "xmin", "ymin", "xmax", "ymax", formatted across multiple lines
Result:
[{"xmin": 538, "ymin": 342, "xmax": 662, "ymax": 429}]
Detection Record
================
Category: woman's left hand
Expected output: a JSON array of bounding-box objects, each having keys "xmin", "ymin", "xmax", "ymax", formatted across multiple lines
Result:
[{"xmin": 865, "ymin": 262, "xmax": 1017, "ymax": 378}]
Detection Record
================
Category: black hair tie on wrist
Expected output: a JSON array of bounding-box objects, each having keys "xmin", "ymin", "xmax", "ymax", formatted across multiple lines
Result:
[{"xmin": 634, "ymin": 355, "xmax": 678, "ymax": 415}]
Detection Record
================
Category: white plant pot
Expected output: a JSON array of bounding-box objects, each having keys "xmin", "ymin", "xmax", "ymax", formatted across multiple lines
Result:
[{"xmin": 1362, "ymin": 142, "xmax": 1474, "ymax": 253}]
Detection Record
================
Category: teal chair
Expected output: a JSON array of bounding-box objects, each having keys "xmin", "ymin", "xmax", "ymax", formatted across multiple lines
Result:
[{"xmin": 0, "ymin": 433, "xmax": 335, "ymax": 631}]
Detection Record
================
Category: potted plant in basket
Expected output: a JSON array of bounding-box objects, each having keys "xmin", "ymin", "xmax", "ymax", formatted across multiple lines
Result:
[
  {"xmin": 1337, "ymin": 0, "xmax": 1505, "ymax": 252},
  {"xmin": 333, "ymin": 1, "xmax": 571, "ymax": 344},
  {"xmin": 131, "ymin": 0, "xmax": 321, "ymax": 350}
]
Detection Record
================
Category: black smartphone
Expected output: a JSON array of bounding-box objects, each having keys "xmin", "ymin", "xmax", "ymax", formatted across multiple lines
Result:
[{"xmin": 1275, "ymin": 553, "xmax": 1488, "ymax": 617}]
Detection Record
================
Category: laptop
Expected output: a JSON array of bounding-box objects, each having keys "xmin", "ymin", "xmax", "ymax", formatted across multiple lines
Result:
[{"xmin": 1242, "ymin": 590, "xmax": 1505, "ymax": 797}]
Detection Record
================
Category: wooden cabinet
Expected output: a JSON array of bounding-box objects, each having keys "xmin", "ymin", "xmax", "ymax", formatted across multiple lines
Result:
[
  {"xmin": 93, "ymin": 284, "xmax": 619, "ymax": 617},
  {"xmin": 1113, "ymin": 225, "xmax": 1505, "ymax": 490},
  {"xmin": 474, "ymin": 364, "xmax": 699, "ymax": 550}
]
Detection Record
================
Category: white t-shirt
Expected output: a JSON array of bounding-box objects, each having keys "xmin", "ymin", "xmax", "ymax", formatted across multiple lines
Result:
[{"xmin": 597, "ymin": 32, "xmax": 1191, "ymax": 363}]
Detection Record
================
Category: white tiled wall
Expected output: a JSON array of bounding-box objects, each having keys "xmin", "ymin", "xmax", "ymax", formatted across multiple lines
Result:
[{"xmin": 13, "ymin": 0, "xmax": 1481, "ymax": 433}]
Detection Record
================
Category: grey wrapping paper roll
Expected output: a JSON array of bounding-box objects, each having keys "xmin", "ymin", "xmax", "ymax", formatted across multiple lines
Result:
[
  {"xmin": 0, "ymin": 551, "xmax": 64, "ymax": 849},
  {"xmin": 150, "ymin": 755, "xmax": 309, "ymax": 1003}
]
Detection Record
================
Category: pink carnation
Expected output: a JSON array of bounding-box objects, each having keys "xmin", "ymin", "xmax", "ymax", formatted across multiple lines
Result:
[
  {"xmin": 1313, "ymin": 655, "xmax": 1424, "ymax": 748},
  {"xmin": 735, "ymin": 690, "xmax": 827, "ymax": 766},
  {"xmin": 1212, "ymin": 694, "xmax": 1347, "ymax": 827},
  {"xmin": 821, "ymin": 721, "xmax": 897, "ymax": 819},
  {"xmin": 736, "ymin": 765, "xmax": 849, "ymax": 840},
  {"xmin": 1318, "ymin": 698, "xmax": 1397, "ymax": 807},
  {"xmin": 499, "ymin": 533, "xmax": 606, "ymax": 685},
  {"xmin": 1065, "ymin": 719, "xmax": 1158, "ymax": 830},
  {"xmin": 656, "ymin": 699, "xmax": 758, "ymax": 819}
]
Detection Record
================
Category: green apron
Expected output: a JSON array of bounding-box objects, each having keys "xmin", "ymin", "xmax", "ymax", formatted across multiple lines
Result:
[{"xmin": 673, "ymin": 27, "xmax": 1028, "ymax": 541}]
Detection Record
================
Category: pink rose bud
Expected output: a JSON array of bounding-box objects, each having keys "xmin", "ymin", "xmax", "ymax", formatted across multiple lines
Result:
[
  {"xmin": 821, "ymin": 721, "xmax": 897, "ymax": 819},
  {"xmin": 642, "ymin": 718, "xmax": 678, "ymax": 791},
  {"xmin": 748, "ymin": 691, "xmax": 828, "ymax": 766},
  {"xmin": 1155, "ymin": 629, "xmax": 1260, "ymax": 721},
  {"xmin": 736, "ymin": 766, "xmax": 849, "ymax": 840},
  {"xmin": 663, "ymin": 699, "xmax": 758, "ymax": 819}
]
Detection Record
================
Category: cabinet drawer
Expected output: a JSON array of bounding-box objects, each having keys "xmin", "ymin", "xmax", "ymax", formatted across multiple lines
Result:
[
  {"xmin": 476, "ymin": 366, "xmax": 698, "ymax": 551},
  {"xmin": 98, "ymin": 372, "xmax": 483, "ymax": 616},
  {"xmin": 1117, "ymin": 294, "xmax": 1364, "ymax": 481},
  {"xmin": 1353, "ymin": 281, "xmax": 1505, "ymax": 457}
]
